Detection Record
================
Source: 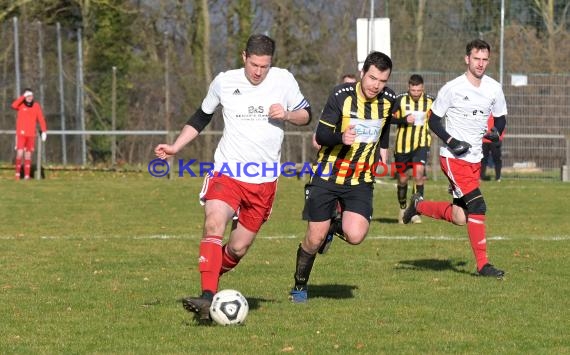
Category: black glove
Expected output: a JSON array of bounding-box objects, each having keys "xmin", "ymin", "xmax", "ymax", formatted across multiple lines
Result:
[
  {"xmin": 484, "ymin": 127, "xmax": 500, "ymax": 143},
  {"xmin": 447, "ymin": 138, "xmax": 471, "ymax": 155}
]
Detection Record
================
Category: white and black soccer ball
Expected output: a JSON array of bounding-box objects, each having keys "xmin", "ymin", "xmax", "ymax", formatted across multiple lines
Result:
[{"xmin": 209, "ymin": 289, "xmax": 249, "ymax": 326}]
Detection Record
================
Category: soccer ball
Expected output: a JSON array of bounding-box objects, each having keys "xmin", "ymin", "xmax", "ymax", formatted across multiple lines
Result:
[{"xmin": 209, "ymin": 289, "xmax": 249, "ymax": 326}]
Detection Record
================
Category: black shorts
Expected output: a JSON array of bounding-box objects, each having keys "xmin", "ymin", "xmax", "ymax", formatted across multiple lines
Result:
[
  {"xmin": 302, "ymin": 176, "xmax": 373, "ymax": 222},
  {"xmin": 394, "ymin": 147, "xmax": 429, "ymax": 172}
]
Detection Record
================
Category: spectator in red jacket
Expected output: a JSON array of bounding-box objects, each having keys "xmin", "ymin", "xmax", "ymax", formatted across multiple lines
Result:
[
  {"xmin": 481, "ymin": 114, "xmax": 505, "ymax": 182},
  {"xmin": 12, "ymin": 88, "xmax": 47, "ymax": 180}
]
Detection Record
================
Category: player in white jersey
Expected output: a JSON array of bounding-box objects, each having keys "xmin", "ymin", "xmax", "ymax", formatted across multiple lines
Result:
[
  {"xmin": 154, "ymin": 34, "xmax": 311, "ymax": 322},
  {"xmin": 402, "ymin": 39, "xmax": 507, "ymax": 278}
]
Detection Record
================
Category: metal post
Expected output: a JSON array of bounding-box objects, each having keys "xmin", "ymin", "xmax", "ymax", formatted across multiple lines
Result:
[
  {"xmin": 164, "ymin": 32, "xmax": 173, "ymax": 179},
  {"xmin": 35, "ymin": 136, "xmax": 42, "ymax": 180},
  {"xmin": 368, "ymin": 0, "xmax": 375, "ymax": 54},
  {"xmin": 38, "ymin": 21, "xmax": 46, "ymax": 173},
  {"xmin": 76, "ymin": 28, "xmax": 86, "ymax": 165},
  {"xmin": 36, "ymin": 21, "xmax": 45, "ymax": 180},
  {"xmin": 564, "ymin": 135, "xmax": 570, "ymax": 182},
  {"xmin": 499, "ymin": 0, "xmax": 505, "ymax": 85},
  {"xmin": 57, "ymin": 23, "xmax": 67, "ymax": 165},
  {"xmin": 13, "ymin": 17, "xmax": 20, "ymax": 96},
  {"xmin": 111, "ymin": 66, "xmax": 117, "ymax": 167}
]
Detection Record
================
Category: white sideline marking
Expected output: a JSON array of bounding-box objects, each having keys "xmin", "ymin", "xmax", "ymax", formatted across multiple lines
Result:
[{"xmin": 0, "ymin": 234, "xmax": 569, "ymax": 241}]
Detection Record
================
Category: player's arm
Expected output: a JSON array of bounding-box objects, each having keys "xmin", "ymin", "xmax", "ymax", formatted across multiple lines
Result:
[
  {"xmin": 11, "ymin": 96, "xmax": 25, "ymax": 110},
  {"xmin": 154, "ymin": 108, "xmax": 211, "ymax": 159},
  {"xmin": 484, "ymin": 115, "xmax": 506, "ymax": 142},
  {"xmin": 270, "ymin": 105, "xmax": 312, "ymax": 126},
  {"xmin": 390, "ymin": 95, "xmax": 408, "ymax": 124},
  {"xmin": 428, "ymin": 112, "xmax": 471, "ymax": 155},
  {"xmin": 289, "ymin": 106, "xmax": 312, "ymax": 126},
  {"xmin": 315, "ymin": 120, "xmax": 343, "ymax": 146},
  {"xmin": 315, "ymin": 91, "xmax": 344, "ymax": 146}
]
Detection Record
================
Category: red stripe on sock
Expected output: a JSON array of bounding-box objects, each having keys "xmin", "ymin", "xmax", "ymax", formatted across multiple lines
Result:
[{"xmin": 220, "ymin": 244, "xmax": 240, "ymax": 275}]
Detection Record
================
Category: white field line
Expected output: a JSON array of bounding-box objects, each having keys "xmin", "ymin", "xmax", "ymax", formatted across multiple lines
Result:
[{"xmin": 0, "ymin": 234, "xmax": 568, "ymax": 241}]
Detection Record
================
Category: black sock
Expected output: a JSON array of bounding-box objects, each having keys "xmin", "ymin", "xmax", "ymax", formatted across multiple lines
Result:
[
  {"xmin": 293, "ymin": 244, "xmax": 316, "ymax": 290},
  {"xmin": 201, "ymin": 290, "xmax": 214, "ymax": 301},
  {"xmin": 397, "ymin": 185, "xmax": 407, "ymax": 209},
  {"xmin": 415, "ymin": 184, "xmax": 424, "ymax": 197}
]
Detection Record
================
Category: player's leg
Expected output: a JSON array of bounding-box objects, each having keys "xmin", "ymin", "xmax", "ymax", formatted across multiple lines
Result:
[
  {"xmin": 14, "ymin": 140, "xmax": 24, "ymax": 180},
  {"xmin": 183, "ymin": 173, "xmax": 239, "ymax": 321},
  {"xmin": 410, "ymin": 148, "xmax": 429, "ymax": 223},
  {"xmin": 394, "ymin": 153, "xmax": 411, "ymax": 224},
  {"xmin": 458, "ymin": 163, "xmax": 504, "ymax": 277},
  {"xmin": 335, "ymin": 182, "xmax": 373, "ymax": 245},
  {"xmin": 221, "ymin": 179, "xmax": 277, "ymax": 275},
  {"xmin": 291, "ymin": 180, "xmax": 337, "ymax": 302},
  {"xmin": 480, "ymin": 143, "xmax": 490, "ymax": 180},
  {"xmin": 403, "ymin": 156, "xmax": 453, "ymax": 224},
  {"xmin": 23, "ymin": 137, "xmax": 35, "ymax": 179},
  {"xmin": 492, "ymin": 142, "xmax": 502, "ymax": 181},
  {"xmin": 23, "ymin": 149, "xmax": 33, "ymax": 179}
]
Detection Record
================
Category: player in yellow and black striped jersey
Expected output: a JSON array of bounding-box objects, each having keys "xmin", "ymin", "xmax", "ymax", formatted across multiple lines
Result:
[
  {"xmin": 290, "ymin": 52, "xmax": 396, "ymax": 302},
  {"xmin": 391, "ymin": 74, "xmax": 434, "ymax": 223}
]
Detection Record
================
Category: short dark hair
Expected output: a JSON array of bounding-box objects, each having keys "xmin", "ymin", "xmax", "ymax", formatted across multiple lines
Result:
[
  {"xmin": 245, "ymin": 34, "xmax": 275, "ymax": 57},
  {"xmin": 408, "ymin": 74, "xmax": 424, "ymax": 86},
  {"xmin": 466, "ymin": 39, "xmax": 491, "ymax": 55},
  {"xmin": 362, "ymin": 51, "xmax": 392, "ymax": 74}
]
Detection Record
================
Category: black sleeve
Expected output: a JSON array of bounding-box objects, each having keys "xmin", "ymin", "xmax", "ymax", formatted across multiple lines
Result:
[
  {"xmin": 427, "ymin": 112, "xmax": 452, "ymax": 143},
  {"xmin": 493, "ymin": 115, "xmax": 506, "ymax": 135},
  {"xmin": 379, "ymin": 120, "xmax": 390, "ymax": 149},
  {"xmin": 186, "ymin": 108, "xmax": 214, "ymax": 133},
  {"xmin": 315, "ymin": 121, "xmax": 343, "ymax": 146}
]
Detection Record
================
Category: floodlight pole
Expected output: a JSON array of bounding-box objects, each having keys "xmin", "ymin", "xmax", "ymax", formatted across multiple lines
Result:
[
  {"xmin": 368, "ymin": 0, "xmax": 375, "ymax": 54},
  {"xmin": 499, "ymin": 0, "xmax": 505, "ymax": 85}
]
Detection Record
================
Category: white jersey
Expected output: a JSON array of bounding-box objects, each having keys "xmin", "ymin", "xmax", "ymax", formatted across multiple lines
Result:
[
  {"xmin": 201, "ymin": 67, "xmax": 309, "ymax": 183},
  {"xmin": 431, "ymin": 74, "xmax": 507, "ymax": 163}
]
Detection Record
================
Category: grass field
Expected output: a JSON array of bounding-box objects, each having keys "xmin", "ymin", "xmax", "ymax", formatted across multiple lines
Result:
[{"xmin": 1, "ymin": 170, "xmax": 569, "ymax": 354}]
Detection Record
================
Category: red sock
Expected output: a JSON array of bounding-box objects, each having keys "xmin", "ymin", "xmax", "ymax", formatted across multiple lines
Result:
[
  {"xmin": 24, "ymin": 159, "xmax": 31, "ymax": 178},
  {"xmin": 416, "ymin": 201, "xmax": 454, "ymax": 223},
  {"xmin": 220, "ymin": 244, "xmax": 240, "ymax": 276},
  {"xmin": 15, "ymin": 158, "xmax": 22, "ymax": 178},
  {"xmin": 467, "ymin": 214, "xmax": 488, "ymax": 270},
  {"xmin": 198, "ymin": 235, "xmax": 223, "ymax": 294}
]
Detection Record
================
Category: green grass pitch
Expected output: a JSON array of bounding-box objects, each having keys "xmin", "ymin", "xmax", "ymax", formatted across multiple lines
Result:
[{"xmin": 1, "ymin": 170, "xmax": 568, "ymax": 354}]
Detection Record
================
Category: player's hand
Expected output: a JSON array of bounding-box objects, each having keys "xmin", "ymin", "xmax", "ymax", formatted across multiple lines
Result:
[
  {"xmin": 342, "ymin": 125, "xmax": 356, "ymax": 145},
  {"xmin": 41, "ymin": 132, "xmax": 47, "ymax": 142},
  {"xmin": 405, "ymin": 114, "xmax": 415, "ymax": 124},
  {"xmin": 447, "ymin": 137, "xmax": 471, "ymax": 155},
  {"xmin": 154, "ymin": 144, "xmax": 176, "ymax": 160},
  {"xmin": 268, "ymin": 103, "xmax": 287, "ymax": 121},
  {"xmin": 311, "ymin": 133, "xmax": 321, "ymax": 150},
  {"xmin": 483, "ymin": 127, "xmax": 500, "ymax": 142}
]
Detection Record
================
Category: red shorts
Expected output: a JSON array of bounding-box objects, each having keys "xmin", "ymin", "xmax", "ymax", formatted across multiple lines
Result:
[
  {"xmin": 440, "ymin": 156, "xmax": 481, "ymax": 198},
  {"xmin": 199, "ymin": 172, "xmax": 277, "ymax": 233},
  {"xmin": 16, "ymin": 135, "xmax": 36, "ymax": 151}
]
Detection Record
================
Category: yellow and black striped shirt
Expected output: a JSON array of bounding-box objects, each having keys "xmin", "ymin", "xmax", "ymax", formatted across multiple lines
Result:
[
  {"xmin": 313, "ymin": 82, "xmax": 396, "ymax": 185},
  {"xmin": 392, "ymin": 92, "xmax": 434, "ymax": 154}
]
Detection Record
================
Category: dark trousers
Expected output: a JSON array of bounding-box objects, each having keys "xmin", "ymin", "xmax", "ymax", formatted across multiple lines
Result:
[{"xmin": 481, "ymin": 142, "xmax": 502, "ymax": 180}]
